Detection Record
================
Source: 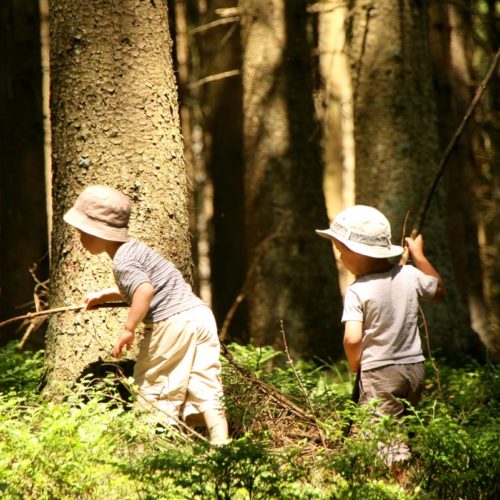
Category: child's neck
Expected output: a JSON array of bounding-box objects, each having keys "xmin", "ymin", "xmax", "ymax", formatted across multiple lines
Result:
[
  {"xmin": 105, "ymin": 241, "xmax": 125, "ymax": 259},
  {"xmin": 357, "ymin": 257, "xmax": 393, "ymax": 277}
]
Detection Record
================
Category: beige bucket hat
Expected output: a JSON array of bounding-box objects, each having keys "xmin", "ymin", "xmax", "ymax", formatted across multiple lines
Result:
[
  {"xmin": 316, "ymin": 205, "xmax": 404, "ymax": 258},
  {"xmin": 64, "ymin": 185, "xmax": 131, "ymax": 242}
]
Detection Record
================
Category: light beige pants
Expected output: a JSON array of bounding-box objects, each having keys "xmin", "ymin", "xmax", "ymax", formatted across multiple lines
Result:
[{"xmin": 134, "ymin": 306, "xmax": 225, "ymax": 426}]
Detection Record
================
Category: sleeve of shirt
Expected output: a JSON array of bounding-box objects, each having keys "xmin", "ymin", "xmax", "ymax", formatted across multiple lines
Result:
[
  {"xmin": 342, "ymin": 287, "xmax": 364, "ymax": 323},
  {"xmin": 113, "ymin": 259, "xmax": 152, "ymax": 301},
  {"xmin": 409, "ymin": 265, "xmax": 438, "ymax": 301}
]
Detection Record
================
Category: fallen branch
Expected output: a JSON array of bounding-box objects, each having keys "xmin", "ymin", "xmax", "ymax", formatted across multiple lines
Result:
[
  {"xmin": 280, "ymin": 321, "xmax": 328, "ymax": 449},
  {"xmin": 221, "ymin": 343, "xmax": 313, "ymax": 423},
  {"xmin": 0, "ymin": 302, "xmax": 128, "ymax": 330}
]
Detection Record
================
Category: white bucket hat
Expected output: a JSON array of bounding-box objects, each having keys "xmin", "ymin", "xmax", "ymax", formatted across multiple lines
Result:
[
  {"xmin": 315, "ymin": 205, "xmax": 404, "ymax": 258},
  {"xmin": 64, "ymin": 185, "xmax": 131, "ymax": 242}
]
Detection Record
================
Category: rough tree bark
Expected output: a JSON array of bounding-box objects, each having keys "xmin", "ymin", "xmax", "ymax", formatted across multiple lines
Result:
[
  {"xmin": 428, "ymin": 0, "xmax": 489, "ymax": 349},
  {"xmin": 239, "ymin": 0, "xmax": 343, "ymax": 360},
  {"xmin": 45, "ymin": 0, "xmax": 192, "ymax": 391},
  {"xmin": 476, "ymin": 0, "xmax": 500, "ymax": 357},
  {"xmin": 0, "ymin": 0, "xmax": 48, "ymax": 347},
  {"xmin": 348, "ymin": 0, "xmax": 483, "ymax": 359}
]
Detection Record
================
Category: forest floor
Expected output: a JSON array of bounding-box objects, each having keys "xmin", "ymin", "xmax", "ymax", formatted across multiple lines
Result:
[{"xmin": 0, "ymin": 340, "xmax": 498, "ymax": 499}]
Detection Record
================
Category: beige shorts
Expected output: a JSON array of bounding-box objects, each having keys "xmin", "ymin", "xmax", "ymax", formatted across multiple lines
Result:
[
  {"xmin": 134, "ymin": 306, "xmax": 225, "ymax": 424},
  {"xmin": 359, "ymin": 362, "xmax": 424, "ymax": 418}
]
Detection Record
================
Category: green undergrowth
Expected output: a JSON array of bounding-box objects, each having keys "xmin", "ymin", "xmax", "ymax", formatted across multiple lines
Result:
[{"xmin": 0, "ymin": 341, "xmax": 498, "ymax": 499}]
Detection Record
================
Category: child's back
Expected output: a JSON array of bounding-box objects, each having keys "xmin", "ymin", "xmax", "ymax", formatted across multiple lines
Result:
[{"xmin": 344, "ymin": 264, "xmax": 437, "ymax": 371}]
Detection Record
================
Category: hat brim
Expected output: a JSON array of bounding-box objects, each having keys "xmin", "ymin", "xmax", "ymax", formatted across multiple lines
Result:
[
  {"xmin": 64, "ymin": 207, "xmax": 130, "ymax": 243},
  {"xmin": 315, "ymin": 228, "xmax": 404, "ymax": 258}
]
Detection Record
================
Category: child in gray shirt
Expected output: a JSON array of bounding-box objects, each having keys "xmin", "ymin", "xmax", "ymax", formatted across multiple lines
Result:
[{"xmin": 317, "ymin": 205, "xmax": 445, "ymax": 462}]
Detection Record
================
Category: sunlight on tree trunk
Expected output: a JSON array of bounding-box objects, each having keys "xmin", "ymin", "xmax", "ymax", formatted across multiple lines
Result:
[
  {"xmin": 40, "ymin": 0, "xmax": 52, "ymax": 252},
  {"xmin": 317, "ymin": 1, "xmax": 356, "ymax": 294},
  {"xmin": 45, "ymin": 0, "xmax": 192, "ymax": 392}
]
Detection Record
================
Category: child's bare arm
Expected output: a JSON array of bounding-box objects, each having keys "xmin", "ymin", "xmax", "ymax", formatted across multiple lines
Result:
[
  {"xmin": 405, "ymin": 235, "xmax": 445, "ymax": 302},
  {"xmin": 344, "ymin": 320, "xmax": 363, "ymax": 372},
  {"xmin": 84, "ymin": 287, "xmax": 124, "ymax": 310},
  {"xmin": 112, "ymin": 282, "xmax": 154, "ymax": 358}
]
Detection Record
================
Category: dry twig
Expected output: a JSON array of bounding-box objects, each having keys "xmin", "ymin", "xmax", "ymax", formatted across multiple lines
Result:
[
  {"xmin": 419, "ymin": 305, "xmax": 443, "ymax": 399},
  {"xmin": 188, "ymin": 69, "xmax": 240, "ymax": 89},
  {"xmin": 0, "ymin": 302, "xmax": 127, "ymax": 331},
  {"xmin": 280, "ymin": 321, "xmax": 328, "ymax": 449}
]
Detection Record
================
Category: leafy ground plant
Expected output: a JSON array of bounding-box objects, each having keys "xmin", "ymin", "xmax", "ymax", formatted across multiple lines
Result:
[{"xmin": 0, "ymin": 341, "xmax": 498, "ymax": 499}]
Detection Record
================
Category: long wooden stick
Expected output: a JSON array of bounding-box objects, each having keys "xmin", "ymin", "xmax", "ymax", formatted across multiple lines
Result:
[
  {"xmin": 414, "ymin": 47, "xmax": 500, "ymax": 236},
  {"xmin": 400, "ymin": 47, "xmax": 500, "ymax": 265},
  {"xmin": 0, "ymin": 302, "xmax": 128, "ymax": 330}
]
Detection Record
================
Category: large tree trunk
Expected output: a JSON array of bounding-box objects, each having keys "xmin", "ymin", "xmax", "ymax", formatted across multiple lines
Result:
[
  {"xmin": 45, "ymin": 0, "xmax": 192, "ymax": 391},
  {"xmin": 348, "ymin": 0, "xmax": 483, "ymax": 359},
  {"xmin": 476, "ymin": 0, "xmax": 500, "ymax": 357},
  {"xmin": 239, "ymin": 0, "xmax": 343, "ymax": 360},
  {"xmin": 0, "ymin": 0, "xmax": 48, "ymax": 347},
  {"xmin": 195, "ymin": 1, "xmax": 247, "ymax": 341},
  {"xmin": 428, "ymin": 1, "xmax": 489, "ymax": 349}
]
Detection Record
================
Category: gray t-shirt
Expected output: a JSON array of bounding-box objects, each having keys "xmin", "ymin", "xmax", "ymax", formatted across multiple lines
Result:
[
  {"xmin": 342, "ymin": 265, "xmax": 438, "ymax": 371},
  {"xmin": 113, "ymin": 239, "xmax": 204, "ymax": 323}
]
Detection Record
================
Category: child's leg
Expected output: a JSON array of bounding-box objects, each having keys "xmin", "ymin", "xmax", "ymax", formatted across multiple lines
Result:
[
  {"xmin": 133, "ymin": 316, "xmax": 198, "ymax": 425},
  {"xmin": 360, "ymin": 365, "xmax": 408, "ymax": 417},
  {"xmin": 183, "ymin": 306, "xmax": 229, "ymax": 445},
  {"xmin": 360, "ymin": 364, "xmax": 424, "ymax": 466}
]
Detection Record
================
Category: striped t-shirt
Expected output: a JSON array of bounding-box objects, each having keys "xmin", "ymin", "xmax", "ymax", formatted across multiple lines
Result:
[{"xmin": 113, "ymin": 239, "xmax": 204, "ymax": 323}]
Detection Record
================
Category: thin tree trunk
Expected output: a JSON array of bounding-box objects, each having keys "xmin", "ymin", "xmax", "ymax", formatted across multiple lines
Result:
[
  {"xmin": 196, "ymin": 1, "xmax": 247, "ymax": 340},
  {"xmin": 318, "ymin": 2, "xmax": 356, "ymax": 292},
  {"xmin": 348, "ymin": 0, "xmax": 483, "ymax": 360},
  {"xmin": 45, "ymin": 0, "xmax": 192, "ymax": 391},
  {"xmin": 240, "ymin": 0, "xmax": 343, "ymax": 360}
]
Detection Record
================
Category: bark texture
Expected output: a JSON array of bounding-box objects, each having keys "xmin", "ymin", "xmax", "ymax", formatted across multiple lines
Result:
[
  {"xmin": 45, "ymin": 0, "xmax": 191, "ymax": 391},
  {"xmin": 348, "ymin": 0, "xmax": 482, "ymax": 359},
  {"xmin": 428, "ymin": 1, "xmax": 489, "ymax": 348},
  {"xmin": 239, "ymin": 0, "xmax": 343, "ymax": 360},
  {"xmin": 0, "ymin": 0, "xmax": 48, "ymax": 346},
  {"xmin": 476, "ymin": 0, "xmax": 500, "ymax": 357}
]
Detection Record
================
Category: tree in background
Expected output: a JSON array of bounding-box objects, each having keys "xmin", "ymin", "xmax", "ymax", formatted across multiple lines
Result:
[
  {"xmin": 45, "ymin": 0, "xmax": 192, "ymax": 390},
  {"xmin": 0, "ymin": 0, "xmax": 48, "ymax": 346},
  {"xmin": 428, "ymin": 0, "xmax": 490, "ymax": 350},
  {"xmin": 347, "ymin": 0, "xmax": 482, "ymax": 359},
  {"xmin": 239, "ymin": 0, "xmax": 343, "ymax": 360},
  {"xmin": 474, "ymin": 0, "xmax": 500, "ymax": 357},
  {"xmin": 194, "ymin": 1, "xmax": 247, "ymax": 341}
]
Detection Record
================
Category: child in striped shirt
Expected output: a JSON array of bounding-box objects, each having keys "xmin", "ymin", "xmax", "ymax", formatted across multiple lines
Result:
[{"xmin": 64, "ymin": 185, "xmax": 229, "ymax": 445}]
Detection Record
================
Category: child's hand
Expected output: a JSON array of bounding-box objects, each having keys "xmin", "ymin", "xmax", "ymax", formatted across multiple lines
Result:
[
  {"xmin": 405, "ymin": 234, "xmax": 425, "ymax": 260},
  {"xmin": 84, "ymin": 290, "xmax": 106, "ymax": 310},
  {"xmin": 112, "ymin": 329, "xmax": 135, "ymax": 358},
  {"xmin": 83, "ymin": 287, "xmax": 124, "ymax": 310}
]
